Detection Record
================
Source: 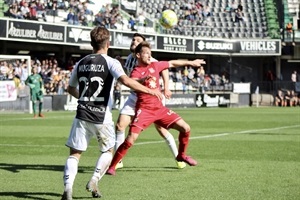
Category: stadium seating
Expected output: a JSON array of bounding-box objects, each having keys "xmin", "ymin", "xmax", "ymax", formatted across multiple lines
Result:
[{"xmin": 139, "ymin": 0, "xmax": 277, "ymax": 39}]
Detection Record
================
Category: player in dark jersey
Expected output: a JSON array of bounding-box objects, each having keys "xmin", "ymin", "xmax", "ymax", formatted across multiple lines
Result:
[
  {"xmin": 61, "ymin": 27, "xmax": 162, "ymax": 200},
  {"xmin": 107, "ymin": 41, "xmax": 205, "ymax": 176},
  {"xmin": 25, "ymin": 67, "xmax": 44, "ymax": 118}
]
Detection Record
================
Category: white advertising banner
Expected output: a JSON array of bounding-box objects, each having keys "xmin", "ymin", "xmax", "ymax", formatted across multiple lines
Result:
[
  {"xmin": 0, "ymin": 81, "xmax": 17, "ymax": 102},
  {"xmin": 233, "ymin": 83, "xmax": 251, "ymax": 94}
]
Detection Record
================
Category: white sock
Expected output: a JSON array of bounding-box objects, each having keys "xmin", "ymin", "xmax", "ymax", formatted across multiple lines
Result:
[
  {"xmin": 164, "ymin": 132, "xmax": 178, "ymax": 158},
  {"xmin": 91, "ymin": 151, "xmax": 113, "ymax": 181},
  {"xmin": 63, "ymin": 156, "xmax": 79, "ymax": 191},
  {"xmin": 115, "ymin": 130, "xmax": 125, "ymax": 152}
]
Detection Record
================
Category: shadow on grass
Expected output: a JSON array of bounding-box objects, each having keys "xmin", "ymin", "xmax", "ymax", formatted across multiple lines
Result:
[
  {"xmin": 117, "ymin": 166, "xmax": 184, "ymax": 172},
  {"xmin": 0, "ymin": 192, "xmax": 88, "ymax": 199},
  {"xmin": 0, "ymin": 163, "xmax": 180, "ymax": 173},
  {"xmin": 0, "ymin": 163, "xmax": 94, "ymax": 173}
]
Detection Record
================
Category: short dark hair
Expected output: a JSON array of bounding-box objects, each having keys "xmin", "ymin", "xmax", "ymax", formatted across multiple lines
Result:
[
  {"xmin": 135, "ymin": 41, "xmax": 151, "ymax": 54},
  {"xmin": 133, "ymin": 33, "xmax": 146, "ymax": 41}
]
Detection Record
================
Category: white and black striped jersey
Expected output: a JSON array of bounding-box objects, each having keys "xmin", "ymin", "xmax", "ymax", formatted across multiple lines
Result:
[
  {"xmin": 124, "ymin": 53, "xmax": 137, "ymax": 75},
  {"xmin": 69, "ymin": 54, "xmax": 126, "ymax": 124}
]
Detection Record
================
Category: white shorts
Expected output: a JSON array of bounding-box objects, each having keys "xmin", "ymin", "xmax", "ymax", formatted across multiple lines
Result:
[
  {"xmin": 120, "ymin": 92, "xmax": 137, "ymax": 116},
  {"xmin": 120, "ymin": 92, "xmax": 166, "ymax": 116},
  {"xmin": 66, "ymin": 118, "xmax": 115, "ymax": 152}
]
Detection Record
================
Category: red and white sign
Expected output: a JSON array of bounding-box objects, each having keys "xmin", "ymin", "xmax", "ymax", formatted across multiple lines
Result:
[{"xmin": 0, "ymin": 81, "xmax": 17, "ymax": 102}]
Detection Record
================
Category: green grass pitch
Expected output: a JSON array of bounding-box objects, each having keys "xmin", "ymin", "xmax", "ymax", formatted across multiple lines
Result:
[{"xmin": 0, "ymin": 107, "xmax": 299, "ymax": 200}]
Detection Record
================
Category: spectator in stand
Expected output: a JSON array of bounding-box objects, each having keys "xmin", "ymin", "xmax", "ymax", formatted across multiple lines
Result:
[
  {"xmin": 55, "ymin": 80, "xmax": 65, "ymax": 95},
  {"xmin": 275, "ymin": 89, "xmax": 285, "ymax": 107},
  {"xmin": 188, "ymin": 66, "xmax": 196, "ymax": 83},
  {"xmin": 231, "ymin": 1, "xmax": 238, "ymax": 12},
  {"xmin": 29, "ymin": 1, "xmax": 38, "ymax": 20},
  {"xmin": 284, "ymin": 90, "xmax": 292, "ymax": 107},
  {"xmin": 14, "ymin": 60, "xmax": 22, "ymax": 79},
  {"xmin": 36, "ymin": 0, "xmax": 47, "ymax": 21},
  {"xmin": 286, "ymin": 22, "xmax": 293, "ymax": 38},
  {"xmin": 78, "ymin": 10, "xmax": 88, "ymax": 26},
  {"xmin": 291, "ymin": 70, "xmax": 297, "ymax": 83},
  {"xmin": 182, "ymin": 68, "xmax": 188, "ymax": 93},
  {"xmin": 20, "ymin": 2, "xmax": 31, "ymax": 19},
  {"xmin": 128, "ymin": 16, "xmax": 136, "ymax": 31},
  {"xmin": 289, "ymin": 90, "xmax": 298, "ymax": 107},
  {"xmin": 47, "ymin": 1, "xmax": 58, "ymax": 17},
  {"xmin": 221, "ymin": 74, "xmax": 228, "ymax": 85},
  {"xmin": 6, "ymin": 63, "xmax": 15, "ymax": 80},
  {"xmin": 237, "ymin": 1, "xmax": 243, "ymax": 11},
  {"xmin": 175, "ymin": 69, "xmax": 183, "ymax": 82},
  {"xmin": 203, "ymin": 74, "xmax": 211, "ymax": 91},
  {"xmin": 94, "ymin": 11, "xmax": 105, "ymax": 26},
  {"xmin": 202, "ymin": 6, "xmax": 211, "ymax": 17},
  {"xmin": 137, "ymin": 12, "xmax": 146, "ymax": 31},
  {"xmin": 0, "ymin": 61, "xmax": 9, "ymax": 80},
  {"xmin": 234, "ymin": 8, "xmax": 244, "ymax": 24},
  {"xmin": 6, "ymin": 3, "xmax": 24, "ymax": 19},
  {"xmin": 20, "ymin": 61, "xmax": 29, "ymax": 84},
  {"xmin": 44, "ymin": 82, "xmax": 51, "ymax": 94},
  {"xmin": 67, "ymin": 9, "xmax": 79, "ymax": 25},
  {"xmin": 196, "ymin": 66, "xmax": 205, "ymax": 90}
]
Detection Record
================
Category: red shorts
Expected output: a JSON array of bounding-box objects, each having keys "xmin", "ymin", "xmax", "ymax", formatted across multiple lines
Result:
[{"xmin": 130, "ymin": 106, "xmax": 181, "ymax": 134}]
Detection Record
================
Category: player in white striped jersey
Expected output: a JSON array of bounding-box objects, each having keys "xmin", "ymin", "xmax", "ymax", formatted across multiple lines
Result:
[
  {"xmin": 61, "ymin": 27, "xmax": 162, "ymax": 200},
  {"xmin": 114, "ymin": 33, "xmax": 186, "ymax": 169}
]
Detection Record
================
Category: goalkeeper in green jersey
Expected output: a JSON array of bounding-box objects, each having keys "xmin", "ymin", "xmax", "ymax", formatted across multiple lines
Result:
[{"xmin": 25, "ymin": 67, "xmax": 44, "ymax": 118}]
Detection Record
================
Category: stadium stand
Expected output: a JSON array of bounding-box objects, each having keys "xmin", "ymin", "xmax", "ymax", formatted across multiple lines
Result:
[
  {"xmin": 2, "ymin": 0, "xmax": 295, "ymax": 39},
  {"xmin": 137, "ymin": 0, "xmax": 282, "ymax": 39}
]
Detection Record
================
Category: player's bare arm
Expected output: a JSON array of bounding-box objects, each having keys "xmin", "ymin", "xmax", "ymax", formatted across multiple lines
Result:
[
  {"xmin": 118, "ymin": 75, "xmax": 163, "ymax": 100},
  {"xmin": 161, "ymin": 69, "xmax": 172, "ymax": 99},
  {"xmin": 169, "ymin": 59, "xmax": 206, "ymax": 68},
  {"xmin": 67, "ymin": 86, "xmax": 79, "ymax": 99}
]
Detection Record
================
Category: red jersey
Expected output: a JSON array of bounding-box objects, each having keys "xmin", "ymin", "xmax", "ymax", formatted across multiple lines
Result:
[{"xmin": 130, "ymin": 61, "xmax": 169, "ymax": 109}]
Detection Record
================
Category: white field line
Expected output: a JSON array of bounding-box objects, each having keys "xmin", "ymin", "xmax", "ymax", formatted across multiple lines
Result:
[
  {"xmin": 0, "ymin": 125, "xmax": 299, "ymax": 148},
  {"xmin": 0, "ymin": 115, "xmax": 73, "ymax": 122},
  {"xmin": 134, "ymin": 124, "xmax": 300, "ymax": 145}
]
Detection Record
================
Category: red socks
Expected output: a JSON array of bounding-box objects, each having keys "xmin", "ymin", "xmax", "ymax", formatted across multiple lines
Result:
[
  {"xmin": 110, "ymin": 139, "xmax": 132, "ymax": 169},
  {"xmin": 178, "ymin": 131, "xmax": 190, "ymax": 158}
]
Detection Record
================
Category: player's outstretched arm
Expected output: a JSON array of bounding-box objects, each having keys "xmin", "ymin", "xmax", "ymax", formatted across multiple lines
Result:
[
  {"xmin": 161, "ymin": 69, "xmax": 172, "ymax": 99},
  {"xmin": 169, "ymin": 59, "xmax": 206, "ymax": 68},
  {"xmin": 118, "ymin": 75, "xmax": 163, "ymax": 100}
]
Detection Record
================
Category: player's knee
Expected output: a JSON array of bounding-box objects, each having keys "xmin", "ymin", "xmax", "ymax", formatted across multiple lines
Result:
[
  {"xmin": 183, "ymin": 123, "xmax": 191, "ymax": 133},
  {"xmin": 175, "ymin": 120, "xmax": 190, "ymax": 133},
  {"xmin": 116, "ymin": 122, "xmax": 124, "ymax": 132}
]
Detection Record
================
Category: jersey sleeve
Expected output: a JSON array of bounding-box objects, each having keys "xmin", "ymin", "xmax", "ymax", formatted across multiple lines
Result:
[
  {"xmin": 68, "ymin": 63, "xmax": 79, "ymax": 87},
  {"xmin": 154, "ymin": 61, "xmax": 169, "ymax": 72},
  {"xmin": 108, "ymin": 57, "xmax": 126, "ymax": 79}
]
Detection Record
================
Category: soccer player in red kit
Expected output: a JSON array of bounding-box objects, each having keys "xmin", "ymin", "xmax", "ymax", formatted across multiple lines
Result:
[{"xmin": 107, "ymin": 41, "xmax": 206, "ymax": 175}]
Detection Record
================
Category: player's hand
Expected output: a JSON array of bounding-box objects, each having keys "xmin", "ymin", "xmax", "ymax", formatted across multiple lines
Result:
[
  {"xmin": 189, "ymin": 59, "xmax": 206, "ymax": 67},
  {"xmin": 164, "ymin": 89, "xmax": 172, "ymax": 99},
  {"xmin": 148, "ymin": 89, "xmax": 163, "ymax": 100}
]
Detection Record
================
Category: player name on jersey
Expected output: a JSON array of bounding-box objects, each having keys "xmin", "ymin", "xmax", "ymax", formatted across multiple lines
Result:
[{"xmin": 78, "ymin": 64, "xmax": 105, "ymax": 72}]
